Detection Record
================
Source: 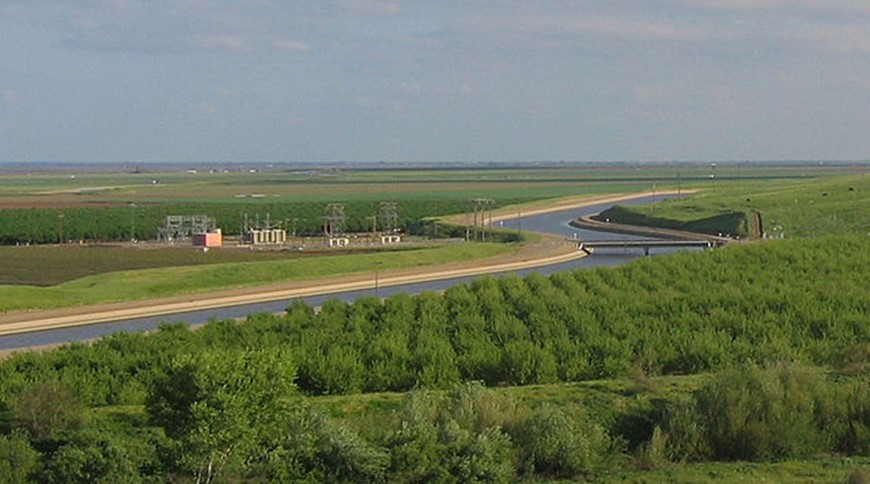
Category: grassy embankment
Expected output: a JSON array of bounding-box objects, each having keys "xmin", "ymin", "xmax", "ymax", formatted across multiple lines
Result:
[
  {"xmin": 595, "ymin": 174, "xmax": 869, "ymax": 238},
  {"xmin": 0, "ymin": 243, "xmax": 510, "ymax": 313}
]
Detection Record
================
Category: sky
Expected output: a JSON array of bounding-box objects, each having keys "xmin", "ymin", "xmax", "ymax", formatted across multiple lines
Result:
[{"xmin": 1, "ymin": 0, "xmax": 869, "ymax": 163}]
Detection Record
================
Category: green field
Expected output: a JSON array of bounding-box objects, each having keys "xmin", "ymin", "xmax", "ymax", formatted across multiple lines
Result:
[
  {"xmin": 597, "ymin": 174, "xmax": 869, "ymax": 238},
  {"xmin": 0, "ymin": 242, "xmax": 511, "ymax": 313}
]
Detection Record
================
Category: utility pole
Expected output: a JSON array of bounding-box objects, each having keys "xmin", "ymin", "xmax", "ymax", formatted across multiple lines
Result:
[
  {"xmin": 129, "ymin": 202, "xmax": 136, "ymax": 242},
  {"xmin": 517, "ymin": 208, "xmax": 522, "ymax": 238},
  {"xmin": 471, "ymin": 198, "xmax": 494, "ymax": 241},
  {"xmin": 710, "ymin": 162, "xmax": 716, "ymax": 192}
]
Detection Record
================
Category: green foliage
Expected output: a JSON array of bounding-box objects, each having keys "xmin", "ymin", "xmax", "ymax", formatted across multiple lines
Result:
[
  {"xmin": 38, "ymin": 428, "xmax": 159, "ymax": 484},
  {"xmin": 0, "ymin": 431, "xmax": 38, "ymax": 484},
  {"xmin": 0, "ymin": 230, "xmax": 867, "ymax": 481},
  {"xmin": 256, "ymin": 404, "xmax": 389, "ymax": 482},
  {"xmin": 10, "ymin": 381, "xmax": 88, "ymax": 441},
  {"xmin": 509, "ymin": 404, "xmax": 610, "ymax": 479},
  {"xmin": 691, "ymin": 363, "xmax": 821, "ymax": 460},
  {"xmin": 388, "ymin": 383, "xmax": 518, "ymax": 482},
  {"xmin": 658, "ymin": 362, "xmax": 870, "ymax": 463},
  {"xmin": 146, "ymin": 347, "xmax": 297, "ymax": 482}
]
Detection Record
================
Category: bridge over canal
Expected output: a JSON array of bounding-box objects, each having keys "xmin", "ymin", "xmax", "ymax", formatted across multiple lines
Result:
[{"xmin": 578, "ymin": 239, "xmax": 720, "ymax": 256}]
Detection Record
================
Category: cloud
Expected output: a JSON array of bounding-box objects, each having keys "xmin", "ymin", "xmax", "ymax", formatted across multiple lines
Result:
[
  {"xmin": 341, "ymin": 0, "xmax": 401, "ymax": 15},
  {"xmin": 170, "ymin": 100, "xmax": 218, "ymax": 114},
  {"xmin": 518, "ymin": 14, "xmax": 707, "ymax": 40},
  {"xmin": 273, "ymin": 39, "xmax": 310, "ymax": 52},
  {"xmin": 672, "ymin": 0, "xmax": 870, "ymax": 13},
  {"xmin": 192, "ymin": 34, "xmax": 254, "ymax": 53},
  {"xmin": 2, "ymin": 90, "xmax": 21, "ymax": 105},
  {"xmin": 794, "ymin": 23, "xmax": 870, "ymax": 53}
]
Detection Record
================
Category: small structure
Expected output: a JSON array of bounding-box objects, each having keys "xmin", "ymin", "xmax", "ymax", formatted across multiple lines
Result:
[
  {"xmin": 193, "ymin": 229, "xmax": 223, "ymax": 248},
  {"xmin": 245, "ymin": 228, "xmax": 287, "ymax": 245},
  {"xmin": 328, "ymin": 237, "xmax": 350, "ymax": 248},
  {"xmin": 380, "ymin": 234, "xmax": 401, "ymax": 245}
]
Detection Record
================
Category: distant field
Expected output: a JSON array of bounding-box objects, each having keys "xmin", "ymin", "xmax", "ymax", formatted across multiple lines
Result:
[{"xmin": 0, "ymin": 162, "xmax": 856, "ymax": 207}]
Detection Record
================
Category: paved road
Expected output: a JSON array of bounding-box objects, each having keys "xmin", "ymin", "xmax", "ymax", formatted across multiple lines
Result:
[{"xmin": 0, "ymin": 194, "xmax": 690, "ymax": 350}]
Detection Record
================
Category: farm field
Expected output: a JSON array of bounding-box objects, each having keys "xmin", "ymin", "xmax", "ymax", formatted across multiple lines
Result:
[{"xmin": 0, "ymin": 161, "xmax": 855, "ymax": 208}]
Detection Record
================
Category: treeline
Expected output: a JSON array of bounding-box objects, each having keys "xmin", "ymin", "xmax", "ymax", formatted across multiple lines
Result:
[
  {"xmin": 593, "ymin": 205, "xmax": 748, "ymax": 237},
  {"xmin": 0, "ymin": 198, "xmax": 531, "ymax": 244}
]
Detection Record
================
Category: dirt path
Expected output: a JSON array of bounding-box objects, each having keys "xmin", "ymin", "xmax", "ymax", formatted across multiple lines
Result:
[{"xmin": 0, "ymin": 190, "xmax": 684, "ymax": 338}]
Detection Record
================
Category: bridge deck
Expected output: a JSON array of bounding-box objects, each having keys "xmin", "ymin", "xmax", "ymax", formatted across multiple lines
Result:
[
  {"xmin": 578, "ymin": 239, "xmax": 713, "ymax": 255},
  {"xmin": 582, "ymin": 239, "xmax": 712, "ymax": 248}
]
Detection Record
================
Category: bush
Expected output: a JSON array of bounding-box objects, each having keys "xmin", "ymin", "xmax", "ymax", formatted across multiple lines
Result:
[
  {"xmin": 509, "ymin": 404, "xmax": 610, "ymax": 479},
  {"xmin": 693, "ymin": 362, "xmax": 827, "ymax": 460},
  {"xmin": 0, "ymin": 431, "xmax": 38, "ymax": 484}
]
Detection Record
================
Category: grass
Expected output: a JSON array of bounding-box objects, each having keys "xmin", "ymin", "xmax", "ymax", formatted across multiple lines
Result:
[
  {"xmin": 0, "ymin": 242, "xmax": 512, "ymax": 313},
  {"xmin": 0, "ymin": 244, "xmax": 413, "ymax": 286},
  {"xmin": 603, "ymin": 174, "xmax": 869, "ymax": 238},
  {"xmin": 607, "ymin": 457, "xmax": 870, "ymax": 483}
]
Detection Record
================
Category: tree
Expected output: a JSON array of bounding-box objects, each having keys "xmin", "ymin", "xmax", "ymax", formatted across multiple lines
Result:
[
  {"xmin": 146, "ymin": 348, "xmax": 297, "ymax": 483},
  {"xmin": 509, "ymin": 404, "xmax": 610, "ymax": 479},
  {"xmin": 0, "ymin": 431, "xmax": 38, "ymax": 484},
  {"xmin": 11, "ymin": 381, "xmax": 88, "ymax": 441}
]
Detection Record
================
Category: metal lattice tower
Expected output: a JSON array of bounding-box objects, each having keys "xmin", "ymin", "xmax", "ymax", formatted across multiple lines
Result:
[
  {"xmin": 323, "ymin": 203, "xmax": 346, "ymax": 237},
  {"xmin": 471, "ymin": 198, "xmax": 494, "ymax": 241},
  {"xmin": 379, "ymin": 201, "xmax": 398, "ymax": 233},
  {"xmin": 158, "ymin": 215, "xmax": 215, "ymax": 243}
]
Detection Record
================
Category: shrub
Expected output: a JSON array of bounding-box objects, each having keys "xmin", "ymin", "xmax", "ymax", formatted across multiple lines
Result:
[
  {"xmin": 693, "ymin": 362, "xmax": 827, "ymax": 460},
  {"xmin": 509, "ymin": 404, "xmax": 610, "ymax": 479}
]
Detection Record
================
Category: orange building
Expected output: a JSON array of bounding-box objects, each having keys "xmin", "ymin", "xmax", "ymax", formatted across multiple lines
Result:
[{"xmin": 193, "ymin": 229, "xmax": 223, "ymax": 247}]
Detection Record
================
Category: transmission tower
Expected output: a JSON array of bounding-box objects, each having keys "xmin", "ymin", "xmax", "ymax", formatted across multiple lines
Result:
[
  {"xmin": 322, "ymin": 203, "xmax": 347, "ymax": 237},
  {"xmin": 379, "ymin": 201, "xmax": 398, "ymax": 233}
]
